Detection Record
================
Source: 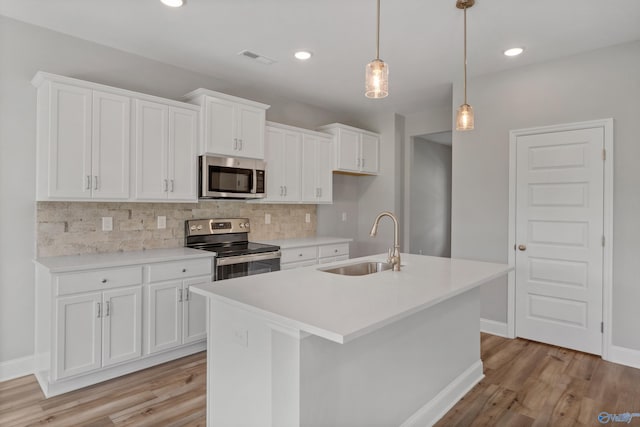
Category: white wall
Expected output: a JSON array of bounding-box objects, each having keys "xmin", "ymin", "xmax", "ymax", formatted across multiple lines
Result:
[
  {"xmin": 410, "ymin": 138, "xmax": 452, "ymax": 257},
  {"xmin": 451, "ymin": 40, "xmax": 640, "ymax": 349},
  {"xmin": 0, "ymin": 15, "xmax": 355, "ymax": 366}
]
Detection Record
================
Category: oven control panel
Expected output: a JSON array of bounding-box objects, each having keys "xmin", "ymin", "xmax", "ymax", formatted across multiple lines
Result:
[{"xmin": 186, "ymin": 218, "xmax": 251, "ymax": 236}]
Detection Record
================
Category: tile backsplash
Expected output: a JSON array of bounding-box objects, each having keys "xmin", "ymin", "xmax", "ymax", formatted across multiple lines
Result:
[{"xmin": 36, "ymin": 201, "xmax": 317, "ymax": 257}]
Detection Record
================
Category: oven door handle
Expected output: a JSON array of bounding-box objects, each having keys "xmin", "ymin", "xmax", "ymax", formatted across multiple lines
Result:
[{"xmin": 216, "ymin": 251, "xmax": 281, "ymax": 266}]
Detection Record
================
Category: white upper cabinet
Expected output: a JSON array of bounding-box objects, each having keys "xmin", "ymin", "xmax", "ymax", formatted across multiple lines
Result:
[
  {"xmin": 302, "ymin": 134, "xmax": 333, "ymax": 203},
  {"xmin": 134, "ymin": 99, "xmax": 198, "ymax": 202},
  {"xmin": 32, "ymin": 72, "xmax": 199, "ymax": 203},
  {"xmin": 34, "ymin": 76, "xmax": 131, "ymax": 201},
  {"xmin": 184, "ymin": 89, "xmax": 269, "ymax": 159},
  {"xmin": 259, "ymin": 122, "xmax": 333, "ymax": 204},
  {"xmin": 316, "ymin": 123, "xmax": 380, "ymax": 175},
  {"xmin": 263, "ymin": 125, "xmax": 302, "ymax": 203}
]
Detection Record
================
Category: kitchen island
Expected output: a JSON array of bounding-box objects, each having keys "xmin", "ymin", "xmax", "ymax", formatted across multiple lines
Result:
[{"xmin": 191, "ymin": 253, "xmax": 511, "ymax": 427}]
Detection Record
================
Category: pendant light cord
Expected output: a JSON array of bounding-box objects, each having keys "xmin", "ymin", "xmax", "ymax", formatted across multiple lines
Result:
[
  {"xmin": 376, "ymin": 0, "xmax": 381, "ymax": 60},
  {"xmin": 463, "ymin": 4, "xmax": 468, "ymax": 104}
]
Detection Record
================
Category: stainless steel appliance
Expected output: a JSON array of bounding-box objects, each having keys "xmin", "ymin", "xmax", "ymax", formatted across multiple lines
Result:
[
  {"xmin": 185, "ymin": 218, "xmax": 280, "ymax": 280},
  {"xmin": 199, "ymin": 155, "xmax": 266, "ymax": 199}
]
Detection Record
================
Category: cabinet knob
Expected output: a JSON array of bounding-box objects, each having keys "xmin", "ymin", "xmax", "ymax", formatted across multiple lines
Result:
[
  {"xmin": 334, "ymin": 249, "xmax": 338, "ymax": 253},
  {"xmin": 518, "ymin": 244, "xmax": 527, "ymax": 251},
  {"xmin": 182, "ymin": 268, "xmax": 187, "ymax": 273},
  {"xmin": 101, "ymin": 279, "xmax": 107, "ymax": 283},
  {"xmin": 298, "ymin": 253, "xmax": 303, "ymax": 257}
]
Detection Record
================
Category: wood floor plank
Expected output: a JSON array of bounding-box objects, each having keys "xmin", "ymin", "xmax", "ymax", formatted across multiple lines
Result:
[{"xmin": 1, "ymin": 337, "xmax": 639, "ymax": 426}]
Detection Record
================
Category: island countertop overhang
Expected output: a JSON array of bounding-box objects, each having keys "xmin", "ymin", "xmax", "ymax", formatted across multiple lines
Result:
[{"xmin": 191, "ymin": 253, "xmax": 512, "ymax": 344}]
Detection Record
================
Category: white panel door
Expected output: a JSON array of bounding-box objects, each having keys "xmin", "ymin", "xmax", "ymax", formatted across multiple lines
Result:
[
  {"xmin": 316, "ymin": 137, "xmax": 333, "ymax": 203},
  {"xmin": 102, "ymin": 286, "xmax": 142, "ymax": 367},
  {"xmin": 91, "ymin": 91, "xmax": 130, "ymax": 200},
  {"xmin": 55, "ymin": 293, "xmax": 102, "ymax": 380},
  {"xmin": 48, "ymin": 82, "xmax": 92, "ymax": 199},
  {"xmin": 515, "ymin": 127, "xmax": 604, "ymax": 355},
  {"xmin": 237, "ymin": 105, "xmax": 265, "ymax": 159},
  {"xmin": 204, "ymin": 97, "xmax": 235, "ymax": 156},
  {"xmin": 168, "ymin": 106, "xmax": 198, "ymax": 201},
  {"xmin": 183, "ymin": 277, "xmax": 209, "ymax": 344},
  {"xmin": 135, "ymin": 100, "xmax": 168, "ymax": 200},
  {"xmin": 147, "ymin": 281, "xmax": 182, "ymax": 354},
  {"xmin": 336, "ymin": 128, "xmax": 360, "ymax": 172},
  {"xmin": 281, "ymin": 131, "xmax": 301, "ymax": 202},
  {"xmin": 360, "ymin": 133, "xmax": 379, "ymax": 174}
]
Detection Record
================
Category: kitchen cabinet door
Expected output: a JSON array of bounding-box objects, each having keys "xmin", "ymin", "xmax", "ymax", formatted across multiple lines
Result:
[
  {"xmin": 302, "ymin": 134, "xmax": 333, "ymax": 203},
  {"xmin": 263, "ymin": 126, "xmax": 301, "ymax": 202},
  {"xmin": 147, "ymin": 281, "xmax": 183, "ymax": 354},
  {"xmin": 236, "ymin": 104, "xmax": 266, "ymax": 159},
  {"xmin": 360, "ymin": 133, "xmax": 379, "ymax": 174},
  {"xmin": 102, "ymin": 286, "xmax": 142, "ymax": 367},
  {"xmin": 335, "ymin": 128, "xmax": 360, "ymax": 172},
  {"xmin": 183, "ymin": 277, "xmax": 209, "ymax": 344},
  {"xmin": 168, "ymin": 106, "xmax": 198, "ymax": 201},
  {"xmin": 91, "ymin": 90, "xmax": 130, "ymax": 200},
  {"xmin": 316, "ymin": 136, "xmax": 333, "ymax": 203},
  {"xmin": 135, "ymin": 99, "xmax": 169, "ymax": 200},
  {"xmin": 203, "ymin": 97, "xmax": 236, "ymax": 156},
  {"xmin": 55, "ymin": 292, "xmax": 102, "ymax": 380},
  {"xmin": 47, "ymin": 82, "xmax": 93, "ymax": 199},
  {"xmin": 281, "ymin": 131, "xmax": 302, "ymax": 201}
]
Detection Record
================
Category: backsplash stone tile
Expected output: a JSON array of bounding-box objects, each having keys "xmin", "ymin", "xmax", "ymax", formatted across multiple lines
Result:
[{"xmin": 36, "ymin": 201, "xmax": 317, "ymax": 257}]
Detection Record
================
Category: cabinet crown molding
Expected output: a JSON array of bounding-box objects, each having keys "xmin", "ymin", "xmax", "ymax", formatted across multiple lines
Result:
[{"xmin": 183, "ymin": 88, "xmax": 270, "ymax": 110}]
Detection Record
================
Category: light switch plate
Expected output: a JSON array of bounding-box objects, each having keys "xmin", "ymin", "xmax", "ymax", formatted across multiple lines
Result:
[
  {"xmin": 102, "ymin": 217, "xmax": 113, "ymax": 232},
  {"xmin": 265, "ymin": 213, "xmax": 271, "ymax": 225},
  {"xmin": 157, "ymin": 216, "xmax": 166, "ymax": 229}
]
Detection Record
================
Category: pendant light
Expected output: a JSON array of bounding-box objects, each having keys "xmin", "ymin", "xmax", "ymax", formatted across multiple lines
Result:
[
  {"xmin": 365, "ymin": 0, "xmax": 389, "ymax": 98},
  {"xmin": 455, "ymin": 0, "xmax": 474, "ymax": 131}
]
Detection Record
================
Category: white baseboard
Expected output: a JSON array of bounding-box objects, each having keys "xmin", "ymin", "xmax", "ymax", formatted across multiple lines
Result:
[
  {"xmin": 480, "ymin": 318, "xmax": 509, "ymax": 338},
  {"xmin": 401, "ymin": 360, "xmax": 484, "ymax": 427},
  {"xmin": 608, "ymin": 345, "xmax": 640, "ymax": 370},
  {"xmin": 0, "ymin": 355, "xmax": 34, "ymax": 382}
]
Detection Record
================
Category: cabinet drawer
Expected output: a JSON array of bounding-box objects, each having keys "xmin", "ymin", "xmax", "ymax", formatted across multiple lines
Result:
[
  {"xmin": 318, "ymin": 255, "xmax": 349, "ymax": 264},
  {"xmin": 56, "ymin": 266, "xmax": 142, "ymax": 296},
  {"xmin": 147, "ymin": 258, "xmax": 212, "ymax": 283},
  {"xmin": 281, "ymin": 246, "xmax": 317, "ymax": 264},
  {"xmin": 281, "ymin": 260, "xmax": 318, "ymax": 270},
  {"xmin": 318, "ymin": 243, "xmax": 349, "ymax": 259}
]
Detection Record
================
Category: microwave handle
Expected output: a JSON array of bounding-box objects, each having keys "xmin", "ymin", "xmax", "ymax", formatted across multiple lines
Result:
[{"xmin": 252, "ymin": 168, "xmax": 257, "ymax": 194}]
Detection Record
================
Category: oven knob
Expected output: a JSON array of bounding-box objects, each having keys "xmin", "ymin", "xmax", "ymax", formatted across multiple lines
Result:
[
  {"xmin": 244, "ymin": 222, "xmax": 250, "ymax": 228},
  {"xmin": 197, "ymin": 225, "xmax": 203, "ymax": 230},
  {"xmin": 239, "ymin": 223, "xmax": 245, "ymax": 228},
  {"xmin": 190, "ymin": 225, "xmax": 196, "ymax": 231}
]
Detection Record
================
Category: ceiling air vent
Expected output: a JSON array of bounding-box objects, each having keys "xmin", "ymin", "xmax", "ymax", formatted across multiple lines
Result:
[{"xmin": 237, "ymin": 50, "xmax": 277, "ymax": 65}]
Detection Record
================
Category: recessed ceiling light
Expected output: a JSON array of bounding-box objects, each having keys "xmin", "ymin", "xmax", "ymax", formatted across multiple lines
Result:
[
  {"xmin": 161, "ymin": 0, "xmax": 184, "ymax": 7},
  {"xmin": 294, "ymin": 51, "xmax": 312, "ymax": 61},
  {"xmin": 504, "ymin": 47, "xmax": 524, "ymax": 57}
]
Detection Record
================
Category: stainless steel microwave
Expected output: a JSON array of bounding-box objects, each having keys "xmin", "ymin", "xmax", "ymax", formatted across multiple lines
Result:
[{"xmin": 199, "ymin": 155, "xmax": 266, "ymax": 199}]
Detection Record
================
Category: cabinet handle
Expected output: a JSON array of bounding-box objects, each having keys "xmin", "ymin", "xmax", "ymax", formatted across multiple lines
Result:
[
  {"xmin": 97, "ymin": 302, "xmax": 101, "ymax": 318},
  {"xmin": 170, "ymin": 179, "xmax": 175, "ymax": 192},
  {"xmin": 185, "ymin": 288, "xmax": 190, "ymax": 301},
  {"xmin": 105, "ymin": 301, "xmax": 110, "ymax": 317},
  {"xmin": 357, "ymin": 158, "xmax": 360, "ymax": 168},
  {"xmin": 86, "ymin": 175, "xmax": 91, "ymax": 190},
  {"xmin": 94, "ymin": 176, "xmax": 98, "ymax": 190},
  {"xmin": 234, "ymin": 138, "xmax": 238, "ymax": 150},
  {"xmin": 362, "ymin": 158, "xmax": 365, "ymax": 168},
  {"xmin": 163, "ymin": 179, "xmax": 168, "ymax": 192},
  {"xmin": 178, "ymin": 289, "xmax": 183, "ymax": 302},
  {"xmin": 280, "ymin": 186, "xmax": 284, "ymax": 196},
  {"xmin": 238, "ymin": 139, "xmax": 243, "ymax": 151},
  {"xmin": 283, "ymin": 186, "xmax": 287, "ymax": 196}
]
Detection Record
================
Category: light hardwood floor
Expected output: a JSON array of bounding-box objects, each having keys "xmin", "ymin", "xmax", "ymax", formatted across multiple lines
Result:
[{"xmin": 1, "ymin": 335, "xmax": 639, "ymax": 426}]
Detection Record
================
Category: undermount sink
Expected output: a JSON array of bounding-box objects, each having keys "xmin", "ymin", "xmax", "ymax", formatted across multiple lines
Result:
[{"xmin": 319, "ymin": 261, "xmax": 393, "ymax": 276}]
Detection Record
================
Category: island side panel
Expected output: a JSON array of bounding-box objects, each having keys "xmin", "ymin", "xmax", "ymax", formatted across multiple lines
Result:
[{"xmin": 299, "ymin": 287, "xmax": 482, "ymax": 427}]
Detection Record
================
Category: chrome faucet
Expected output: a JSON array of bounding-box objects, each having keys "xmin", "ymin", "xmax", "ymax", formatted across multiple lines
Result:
[{"xmin": 369, "ymin": 211, "xmax": 401, "ymax": 271}]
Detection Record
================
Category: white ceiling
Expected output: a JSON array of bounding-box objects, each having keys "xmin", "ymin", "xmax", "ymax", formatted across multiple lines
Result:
[{"xmin": 2, "ymin": 0, "xmax": 640, "ymax": 117}]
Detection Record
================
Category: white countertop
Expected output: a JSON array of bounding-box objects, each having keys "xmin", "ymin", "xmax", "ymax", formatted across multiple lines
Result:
[
  {"xmin": 35, "ymin": 247, "xmax": 214, "ymax": 273},
  {"xmin": 257, "ymin": 236, "xmax": 352, "ymax": 249},
  {"xmin": 191, "ymin": 253, "xmax": 512, "ymax": 344}
]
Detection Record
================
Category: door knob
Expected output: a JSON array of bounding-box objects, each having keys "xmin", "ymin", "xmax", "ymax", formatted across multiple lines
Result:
[{"xmin": 518, "ymin": 244, "xmax": 527, "ymax": 251}]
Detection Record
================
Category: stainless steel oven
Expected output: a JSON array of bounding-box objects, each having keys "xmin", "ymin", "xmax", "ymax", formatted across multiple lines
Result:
[
  {"xmin": 199, "ymin": 155, "xmax": 266, "ymax": 199},
  {"xmin": 185, "ymin": 218, "xmax": 280, "ymax": 281}
]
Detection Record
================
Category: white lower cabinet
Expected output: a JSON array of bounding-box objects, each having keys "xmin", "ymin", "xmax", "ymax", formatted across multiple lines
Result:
[
  {"xmin": 35, "ymin": 252, "xmax": 213, "ymax": 397},
  {"xmin": 280, "ymin": 241, "xmax": 350, "ymax": 270},
  {"xmin": 146, "ymin": 276, "xmax": 208, "ymax": 354}
]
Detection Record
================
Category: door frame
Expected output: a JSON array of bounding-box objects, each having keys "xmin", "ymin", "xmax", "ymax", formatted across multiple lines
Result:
[{"xmin": 507, "ymin": 118, "xmax": 614, "ymax": 359}]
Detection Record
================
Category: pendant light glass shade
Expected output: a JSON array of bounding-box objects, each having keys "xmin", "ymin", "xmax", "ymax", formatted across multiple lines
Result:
[
  {"xmin": 455, "ymin": 0, "xmax": 474, "ymax": 131},
  {"xmin": 456, "ymin": 103, "xmax": 474, "ymax": 130},
  {"xmin": 365, "ymin": 59, "xmax": 389, "ymax": 98},
  {"xmin": 365, "ymin": 0, "xmax": 388, "ymax": 99}
]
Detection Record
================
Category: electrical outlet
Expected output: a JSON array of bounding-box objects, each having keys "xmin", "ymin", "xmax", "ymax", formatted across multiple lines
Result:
[
  {"xmin": 265, "ymin": 213, "xmax": 271, "ymax": 225},
  {"xmin": 342, "ymin": 212, "xmax": 348, "ymax": 222},
  {"xmin": 305, "ymin": 213, "xmax": 311, "ymax": 223},
  {"xmin": 102, "ymin": 217, "xmax": 113, "ymax": 232},
  {"xmin": 157, "ymin": 216, "xmax": 166, "ymax": 229}
]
